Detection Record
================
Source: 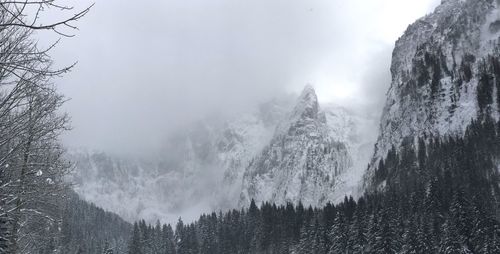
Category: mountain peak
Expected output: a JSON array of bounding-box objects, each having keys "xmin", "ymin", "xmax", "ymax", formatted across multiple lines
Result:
[
  {"xmin": 301, "ymin": 84, "xmax": 316, "ymax": 95},
  {"xmin": 292, "ymin": 85, "xmax": 319, "ymax": 120}
]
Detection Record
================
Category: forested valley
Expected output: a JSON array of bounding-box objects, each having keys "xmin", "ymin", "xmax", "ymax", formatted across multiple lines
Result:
[{"xmin": 124, "ymin": 117, "xmax": 500, "ymax": 254}]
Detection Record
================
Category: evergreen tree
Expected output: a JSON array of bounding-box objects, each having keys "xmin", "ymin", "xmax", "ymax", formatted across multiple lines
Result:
[
  {"xmin": 415, "ymin": 217, "xmax": 433, "ymax": 253},
  {"xmin": 371, "ymin": 210, "xmax": 399, "ymax": 254},
  {"xmin": 103, "ymin": 240, "xmax": 114, "ymax": 254},
  {"xmin": 348, "ymin": 205, "xmax": 367, "ymax": 254},
  {"xmin": 175, "ymin": 218, "xmax": 187, "ymax": 254},
  {"xmin": 129, "ymin": 223, "xmax": 142, "ymax": 254},
  {"xmin": 401, "ymin": 216, "xmax": 419, "ymax": 254},
  {"xmin": 439, "ymin": 219, "xmax": 471, "ymax": 254},
  {"xmin": 450, "ymin": 189, "xmax": 474, "ymax": 249},
  {"xmin": 328, "ymin": 212, "xmax": 348, "ymax": 253},
  {"xmin": 311, "ymin": 217, "xmax": 327, "ymax": 254},
  {"xmin": 0, "ymin": 214, "xmax": 9, "ymax": 253},
  {"xmin": 162, "ymin": 224, "xmax": 176, "ymax": 254}
]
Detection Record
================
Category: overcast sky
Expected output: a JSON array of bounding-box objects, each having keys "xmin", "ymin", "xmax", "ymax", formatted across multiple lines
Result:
[{"xmin": 44, "ymin": 0, "xmax": 441, "ymax": 154}]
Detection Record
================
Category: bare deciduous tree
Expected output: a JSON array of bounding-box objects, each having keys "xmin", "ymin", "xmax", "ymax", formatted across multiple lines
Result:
[{"xmin": 0, "ymin": 1, "xmax": 91, "ymax": 253}]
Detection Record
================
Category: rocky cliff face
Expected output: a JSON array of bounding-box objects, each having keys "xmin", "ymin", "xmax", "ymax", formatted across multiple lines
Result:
[
  {"xmin": 365, "ymin": 0, "xmax": 500, "ymax": 189},
  {"xmin": 239, "ymin": 86, "xmax": 358, "ymax": 207}
]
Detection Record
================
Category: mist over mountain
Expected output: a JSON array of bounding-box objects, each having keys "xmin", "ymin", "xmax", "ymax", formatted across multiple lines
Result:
[{"xmin": 67, "ymin": 87, "xmax": 378, "ymax": 225}]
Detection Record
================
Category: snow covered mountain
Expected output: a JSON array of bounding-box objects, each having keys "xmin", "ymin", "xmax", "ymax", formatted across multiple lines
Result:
[
  {"xmin": 66, "ymin": 98, "xmax": 290, "ymax": 223},
  {"xmin": 365, "ymin": 0, "xmax": 500, "ymax": 190},
  {"xmin": 240, "ymin": 86, "xmax": 375, "ymax": 207},
  {"xmin": 68, "ymin": 87, "xmax": 376, "ymax": 223}
]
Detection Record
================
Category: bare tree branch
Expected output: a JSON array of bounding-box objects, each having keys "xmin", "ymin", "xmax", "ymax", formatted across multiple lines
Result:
[{"xmin": 0, "ymin": 1, "xmax": 93, "ymax": 37}]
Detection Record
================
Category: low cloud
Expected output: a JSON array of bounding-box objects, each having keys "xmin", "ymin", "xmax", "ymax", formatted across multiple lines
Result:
[{"xmin": 40, "ymin": 0, "xmax": 440, "ymax": 154}]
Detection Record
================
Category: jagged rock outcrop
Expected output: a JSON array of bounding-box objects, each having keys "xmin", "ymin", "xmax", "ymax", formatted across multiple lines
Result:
[{"xmin": 239, "ymin": 86, "xmax": 353, "ymax": 206}]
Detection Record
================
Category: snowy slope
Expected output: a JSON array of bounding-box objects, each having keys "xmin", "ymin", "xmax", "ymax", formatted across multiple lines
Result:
[{"xmin": 365, "ymin": 0, "xmax": 500, "ymax": 190}]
